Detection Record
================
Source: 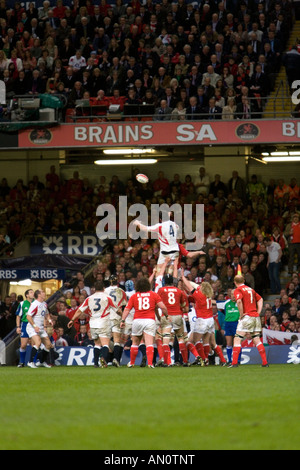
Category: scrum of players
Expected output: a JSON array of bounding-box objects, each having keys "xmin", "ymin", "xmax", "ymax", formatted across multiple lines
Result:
[{"xmin": 18, "ymin": 214, "xmax": 269, "ymax": 368}]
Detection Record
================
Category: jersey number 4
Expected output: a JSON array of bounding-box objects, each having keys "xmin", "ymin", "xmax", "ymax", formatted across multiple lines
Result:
[{"xmin": 169, "ymin": 225, "xmax": 174, "ymax": 237}]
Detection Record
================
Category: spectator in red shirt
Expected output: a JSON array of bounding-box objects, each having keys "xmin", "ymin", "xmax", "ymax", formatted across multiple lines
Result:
[
  {"xmin": 241, "ymin": 333, "xmax": 255, "ymax": 347},
  {"xmin": 53, "ymin": 0, "xmax": 67, "ymax": 19},
  {"xmin": 46, "ymin": 165, "xmax": 60, "ymax": 190}
]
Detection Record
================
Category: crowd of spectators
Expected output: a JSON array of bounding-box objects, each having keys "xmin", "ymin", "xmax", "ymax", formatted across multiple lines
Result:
[
  {"xmin": 0, "ymin": 0, "xmax": 297, "ymax": 122},
  {"xmin": 0, "ymin": 164, "xmax": 300, "ymax": 344}
]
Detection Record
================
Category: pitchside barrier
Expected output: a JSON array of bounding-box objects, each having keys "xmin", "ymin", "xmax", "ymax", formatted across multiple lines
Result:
[{"xmin": 21, "ymin": 342, "xmax": 300, "ymax": 367}]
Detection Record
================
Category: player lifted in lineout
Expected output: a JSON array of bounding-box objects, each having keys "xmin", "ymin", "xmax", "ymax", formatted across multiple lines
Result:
[
  {"xmin": 133, "ymin": 213, "xmax": 205, "ymax": 289},
  {"xmin": 133, "ymin": 213, "xmax": 179, "ymax": 290}
]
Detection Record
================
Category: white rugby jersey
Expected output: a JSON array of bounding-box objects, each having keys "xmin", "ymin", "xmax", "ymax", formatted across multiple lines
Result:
[
  {"xmin": 27, "ymin": 300, "xmax": 49, "ymax": 328},
  {"xmin": 79, "ymin": 292, "xmax": 117, "ymax": 328},
  {"xmin": 148, "ymin": 220, "xmax": 179, "ymax": 253},
  {"xmin": 125, "ymin": 290, "xmax": 136, "ymax": 322},
  {"xmin": 105, "ymin": 285, "xmax": 127, "ymax": 320}
]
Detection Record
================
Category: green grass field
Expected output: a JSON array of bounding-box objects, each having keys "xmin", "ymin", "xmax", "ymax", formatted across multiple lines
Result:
[{"xmin": 0, "ymin": 364, "xmax": 299, "ymax": 451}]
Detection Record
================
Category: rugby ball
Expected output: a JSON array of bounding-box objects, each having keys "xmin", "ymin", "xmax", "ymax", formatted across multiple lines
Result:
[{"xmin": 136, "ymin": 173, "xmax": 149, "ymax": 184}]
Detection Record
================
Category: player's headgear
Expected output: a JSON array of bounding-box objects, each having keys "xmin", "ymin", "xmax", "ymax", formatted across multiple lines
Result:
[
  {"xmin": 163, "ymin": 274, "xmax": 173, "ymax": 286},
  {"xmin": 109, "ymin": 275, "xmax": 118, "ymax": 285},
  {"xmin": 125, "ymin": 280, "xmax": 134, "ymax": 292}
]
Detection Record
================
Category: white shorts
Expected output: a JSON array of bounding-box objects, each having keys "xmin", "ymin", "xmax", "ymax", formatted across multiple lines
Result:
[
  {"xmin": 237, "ymin": 315, "xmax": 262, "ymax": 334},
  {"xmin": 194, "ymin": 317, "xmax": 215, "ymax": 335},
  {"xmin": 132, "ymin": 318, "xmax": 157, "ymax": 337},
  {"xmin": 26, "ymin": 324, "xmax": 48, "ymax": 339},
  {"xmin": 124, "ymin": 317, "xmax": 133, "ymax": 336},
  {"xmin": 157, "ymin": 250, "xmax": 179, "ymax": 265},
  {"xmin": 188, "ymin": 310, "xmax": 197, "ymax": 333},
  {"xmin": 90, "ymin": 324, "xmax": 112, "ymax": 340},
  {"xmin": 124, "ymin": 323, "xmax": 132, "ymax": 336},
  {"xmin": 124, "ymin": 311, "xmax": 134, "ymax": 335},
  {"xmin": 111, "ymin": 317, "xmax": 122, "ymax": 334},
  {"xmin": 160, "ymin": 315, "xmax": 172, "ymax": 330},
  {"xmin": 169, "ymin": 315, "xmax": 184, "ymax": 331}
]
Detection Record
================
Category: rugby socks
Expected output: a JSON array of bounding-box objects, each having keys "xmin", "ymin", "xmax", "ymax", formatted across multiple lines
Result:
[
  {"xmin": 139, "ymin": 343, "xmax": 147, "ymax": 365},
  {"xmin": 179, "ymin": 342, "xmax": 188, "ymax": 363},
  {"xmin": 48, "ymin": 348, "xmax": 55, "ymax": 365},
  {"xmin": 130, "ymin": 345, "xmax": 139, "ymax": 366},
  {"xmin": 40, "ymin": 348, "xmax": 49, "ymax": 363},
  {"xmin": 232, "ymin": 345, "xmax": 241, "ymax": 365},
  {"xmin": 195, "ymin": 341, "xmax": 206, "ymax": 361},
  {"xmin": 29, "ymin": 345, "xmax": 39, "ymax": 363},
  {"xmin": 213, "ymin": 345, "xmax": 226, "ymax": 364},
  {"xmin": 19, "ymin": 348, "xmax": 26, "ymax": 364},
  {"xmin": 226, "ymin": 346, "xmax": 232, "ymax": 363},
  {"xmin": 156, "ymin": 337, "xmax": 164, "ymax": 360},
  {"xmin": 146, "ymin": 345, "xmax": 154, "ymax": 366},
  {"xmin": 113, "ymin": 343, "xmax": 123, "ymax": 363},
  {"xmin": 94, "ymin": 345, "xmax": 101, "ymax": 366},
  {"xmin": 163, "ymin": 344, "xmax": 171, "ymax": 366},
  {"xmin": 203, "ymin": 343, "xmax": 210, "ymax": 359},
  {"xmin": 101, "ymin": 345, "xmax": 109, "ymax": 363},
  {"xmin": 256, "ymin": 342, "xmax": 268, "ymax": 365},
  {"xmin": 187, "ymin": 342, "xmax": 201, "ymax": 361},
  {"xmin": 139, "ymin": 343, "xmax": 146, "ymax": 358}
]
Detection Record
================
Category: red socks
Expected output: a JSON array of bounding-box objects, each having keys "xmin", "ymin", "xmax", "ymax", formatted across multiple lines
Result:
[
  {"xmin": 130, "ymin": 345, "xmax": 139, "ymax": 365},
  {"xmin": 163, "ymin": 344, "xmax": 171, "ymax": 366},
  {"xmin": 179, "ymin": 342, "xmax": 188, "ymax": 363},
  {"xmin": 256, "ymin": 342, "xmax": 268, "ymax": 365},
  {"xmin": 203, "ymin": 343, "xmax": 210, "ymax": 359},
  {"xmin": 195, "ymin": 341, "xmax": 206, "ymax": 361},
  {"xmin": 187, "ymin": 342, "xmax": 200, "ymax": 360},
  {"xmin": 232, "ymin": 342, "xmax": 268, "ymax": 366},
  {"xmin": 146, "ymin": 345, "xmax": 154, "ymax": 366},
  {"xmin": 232, "ymin": 345, "xmax": 241, "ymax": 365},
  {"xmin": 156, "ymin": 338, "xmax": 164, "ymax": 360},
  {"xmin": 214, "ymin": 345, "xmax": 226, "ymax": 364}
]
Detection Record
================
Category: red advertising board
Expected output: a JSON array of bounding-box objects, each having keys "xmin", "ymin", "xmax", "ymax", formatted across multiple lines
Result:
[{"xmin": 17, "ymin": 120, "xmax": 300, "ymax": 148}]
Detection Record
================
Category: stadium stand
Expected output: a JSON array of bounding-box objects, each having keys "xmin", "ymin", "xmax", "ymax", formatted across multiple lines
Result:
[
  {"xmin": 0, "ymin": 0, "xmax": 300, "ymax": 359},
  {"xmin": 0, "ymin": 0, "xmax": 299, "ymax": 121}
]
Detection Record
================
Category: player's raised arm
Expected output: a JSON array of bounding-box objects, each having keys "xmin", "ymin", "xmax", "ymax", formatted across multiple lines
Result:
[
  {"xmin": 186, "ymin": 250, "xmax": 206, "ymax": 258},
  {"xmin": 132, "ymin": 220, "xmax": 149, "ymax": 232},
  {"xmin": 133, "ymin": 220, "xmax": 160, "ymax": 233},
  {"xmin": 181, "ymin": 274, "xmax": 195, "ymax": 294}
]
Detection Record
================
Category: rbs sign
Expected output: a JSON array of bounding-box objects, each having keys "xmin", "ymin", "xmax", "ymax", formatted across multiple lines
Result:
[
  {"xmin": 30, "ymin": 233, "xmax": 105, "ymax": 255},
  {"xmin": 0, "ymin": 269, "xmax": 65, "ymax": 280}
]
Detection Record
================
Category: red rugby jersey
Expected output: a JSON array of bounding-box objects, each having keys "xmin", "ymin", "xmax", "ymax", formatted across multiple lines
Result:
[
  {"xmin": 126, "ymin": 291, "xmax": 162, "ymax": 320},
  {"xmin": 234, "ymin": 284, "xmax": 262, "ymax": 317},
  {"xmin": 157, "ymin": 286, "xmax": 187, "ymax": 316},
  {"xmin": 189, "ymin": 288, "xmax": 213, "ymax": 319}
]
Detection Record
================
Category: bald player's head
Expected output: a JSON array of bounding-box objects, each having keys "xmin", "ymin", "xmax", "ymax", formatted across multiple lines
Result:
[{"xmin": 234, "ymin": 275, "xmax": 245, "ymax": 286}]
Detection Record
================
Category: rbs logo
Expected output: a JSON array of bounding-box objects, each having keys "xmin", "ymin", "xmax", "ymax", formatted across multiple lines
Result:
[{"xmin": 0, "ymin": 270, "xmax": 17, "ymax": 279}]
